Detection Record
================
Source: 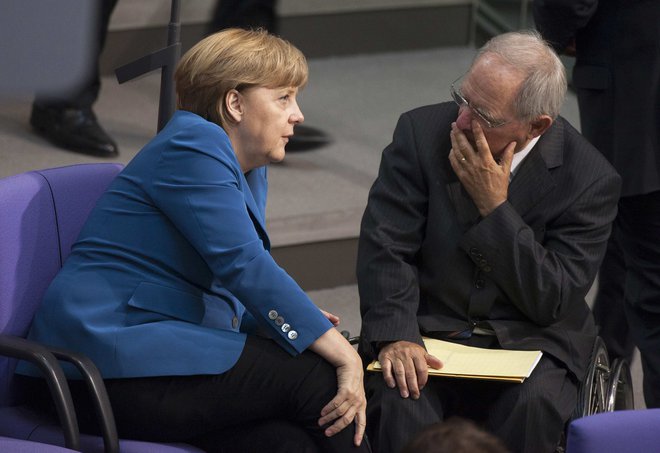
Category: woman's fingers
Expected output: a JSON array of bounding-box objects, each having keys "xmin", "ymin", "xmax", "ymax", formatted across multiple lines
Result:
[
  {"xmin": 320, "ymin": 400, "xmax": 353, "ymax": 434},
  {"xmin": 353, "ymin": 410, "xmax": 366, "ymax": 446},
  {"xmin": 318, "ymin": 388, "xmax": 366, "ymax": 443}
]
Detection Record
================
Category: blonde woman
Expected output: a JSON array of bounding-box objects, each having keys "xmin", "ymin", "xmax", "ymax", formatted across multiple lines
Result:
[{"xmin": 19, "ymin": 29, "xmax": 368, "ymax": 452}]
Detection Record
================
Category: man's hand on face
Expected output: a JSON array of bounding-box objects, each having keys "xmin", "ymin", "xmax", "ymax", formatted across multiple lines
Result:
[
  {"xmin": 448, "ymin": 120, "xmax": 516, "ymax": 217},
  {"xmin": 377, "ymin": 341, "xmax": 442, "ymax": 399}
]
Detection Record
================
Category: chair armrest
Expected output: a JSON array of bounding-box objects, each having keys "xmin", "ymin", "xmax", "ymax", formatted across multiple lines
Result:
[
  {"xmin": 49, "ymin": 347, "xmax": 119, "ymax": 453},
  {"xmin": 0, "ymin": 335, "xmax": 80, "ymax": 451}
]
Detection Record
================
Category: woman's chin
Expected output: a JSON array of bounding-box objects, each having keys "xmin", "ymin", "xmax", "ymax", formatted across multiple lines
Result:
[{"xmin": 270, "ymin": 150, "xmax": 286, "ymax": 164}]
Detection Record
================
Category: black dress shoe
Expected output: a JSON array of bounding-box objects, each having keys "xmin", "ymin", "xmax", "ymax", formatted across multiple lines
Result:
[{"xmin": 30, "ymin": 104, "xmax": 119, "ymax": 157}]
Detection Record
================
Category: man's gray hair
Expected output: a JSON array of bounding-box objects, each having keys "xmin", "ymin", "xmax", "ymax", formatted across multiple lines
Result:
[{"xmin": 476, "ymin": 30, "xmax": 567, "ymax": 120}]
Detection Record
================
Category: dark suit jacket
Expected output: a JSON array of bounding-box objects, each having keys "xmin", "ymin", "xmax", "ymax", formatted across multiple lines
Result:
[
  {"xmin": 533, "ymin": 0, "xmax": 660, "ymax": 197},
  {"xmin": 357, "ymin": 102, "xmax": 621, "ymax": 381},
  {"xmin": 20, "ymin": 110, "xmax": 332, "ymax": 379}
]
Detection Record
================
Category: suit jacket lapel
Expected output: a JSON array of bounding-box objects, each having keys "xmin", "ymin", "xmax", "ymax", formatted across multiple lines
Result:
[
  {"xmin": 508, "ymin": 119, "xmax": 564, "ymax": 217},
  {"xmin": 446, "ymin": 180, "xmax": 481, "ymax": 229}
]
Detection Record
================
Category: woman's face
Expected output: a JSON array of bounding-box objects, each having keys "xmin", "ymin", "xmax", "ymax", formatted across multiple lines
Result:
[{"xmin": 231, "ymin": 85, "xmax": 304, "ymax": 172}]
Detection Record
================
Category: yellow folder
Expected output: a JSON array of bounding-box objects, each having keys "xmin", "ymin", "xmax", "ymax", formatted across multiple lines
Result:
[{"xmin": 367, "ymin": 337, "xmax": 543, "ymax": 383}]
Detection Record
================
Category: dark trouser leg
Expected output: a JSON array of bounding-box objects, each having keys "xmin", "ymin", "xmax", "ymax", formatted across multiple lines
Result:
[
  {"xmin": 592, "ymin": 228, "xmax": 636, "ymax": 362},
  {"xmin": 618, "ymin": 191, "xmax": 660, "ymax": 408},
  {"xmin": 484, "ymin": 356, "xmax": 577, "ymax": 453},
  {"xmin": 364, "ymin": 372, "xmax": 445, "ymax": 453},
  {"xmin": 100, "ymin": 336, "xmax": 368, "ymax": 452},
  {"xmin": 191, "ymin": 419, "xmax": 320, "ymax": 453},
  {"xmin": 365, "ymin": 343, "xmax": 575, "ymax": 453},
  {"xmin": 17, "ymin": 336, "xmax": 369, "ymax": 452},
  {"xmin": 30, "ymin": 0, "xmax": 119, "ymax": 156},
  {"xmin": 35, "ymin": 0, "xmax": 118, "ymax": 109}
]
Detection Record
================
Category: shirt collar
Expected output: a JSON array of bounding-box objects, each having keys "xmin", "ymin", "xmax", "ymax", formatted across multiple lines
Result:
[{"xmin": 510, "ymin": 135, "xmax": 540, "ymax": 177}]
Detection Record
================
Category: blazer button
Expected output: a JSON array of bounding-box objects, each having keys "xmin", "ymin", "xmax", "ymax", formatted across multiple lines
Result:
[
  {"xmin": 268, "ymin": 310, "xmax": 278, "ymax": 320},
  {"xmin": 275, "ymin": 316, "xmax": 285, "ymax": 327},
  {"xmin": 232, "ymin": 316, "xmax": 239, "ymax": 329},
  {"xmin": 281, "ymin": 323, "xmax": 291, "ymax": 333},
  {"xmin": 483, "ymin": 265, "xmax": 492, "ymax": 273},
  {"xmin": 475, "ymin": 279, "xmax": 485, "ymax": 289},
  {"xmin": 287, "ymin": 330, "xmax": 298, "ymax": 340}
]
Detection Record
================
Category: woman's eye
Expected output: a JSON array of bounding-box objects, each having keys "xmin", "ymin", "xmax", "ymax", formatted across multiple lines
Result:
[{"xmin": 279, "ymin": 95, "xmax": 290, "ymax": 102}]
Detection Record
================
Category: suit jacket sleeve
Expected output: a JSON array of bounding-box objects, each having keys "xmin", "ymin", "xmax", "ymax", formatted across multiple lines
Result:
[
  {"xmin": 357, "ymin": 112, "xmax": 428, "ymax": 349},
  {"xmin": 462, "ymin": 169, "xmax": 619, "ymax": 326},
  {"xmin": 533, "ymin": 0, "xmax": 599, "ymax": 52},
  {"xmin": 148, "ymin": 121, "xmax": 332, "ymax": 355}
]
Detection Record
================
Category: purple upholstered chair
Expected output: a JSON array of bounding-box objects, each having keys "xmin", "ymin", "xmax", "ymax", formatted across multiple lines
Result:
[
  {"xmin": 0, "ymin": 164, "xmax": 203, "ymax": 453},
  {"xmin": 0, "ymin": 436, "xmax": 78, "ymax": 452},
  {"xmin": 566, "ymin": 409, "xmax": 660, "ymax": 453}
]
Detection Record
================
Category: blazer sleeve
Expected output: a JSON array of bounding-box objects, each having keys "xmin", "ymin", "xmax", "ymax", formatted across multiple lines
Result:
[
  {"xmin": 533, "ymin": 0, "xmax": 599, "ymax": 52},
  {"xmin": 148, "ymin": 122, "xmax": 332, "ymax": 355},
  {"xmin": 357, "ymin": 112, "xmax": 428, "ymax": 349}
]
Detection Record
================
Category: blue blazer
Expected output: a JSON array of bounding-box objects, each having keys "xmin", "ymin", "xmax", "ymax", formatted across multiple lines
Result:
[{"xmin": 21, "ymin": 111, "xmax": 332, "ymax": 379}]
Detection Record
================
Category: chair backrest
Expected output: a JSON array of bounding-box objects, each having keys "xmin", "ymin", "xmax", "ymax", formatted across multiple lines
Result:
[{"xmin": 0, "ymin": 163, "xmax": 123, "ymax": 405}]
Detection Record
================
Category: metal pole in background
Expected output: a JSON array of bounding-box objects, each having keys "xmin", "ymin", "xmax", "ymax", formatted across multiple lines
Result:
[
  {"xmin": 115, "ymin": 0, "xmax": 181, "ymax": 132},
  {"xmin": 158, "ymin": 0, "xmax": 181, "ymax": 131}
]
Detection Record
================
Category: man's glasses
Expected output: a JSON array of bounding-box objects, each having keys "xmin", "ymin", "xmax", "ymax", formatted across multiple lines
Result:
[{"xmin": 449, "ymin": 77, "xmax": 509, "ymax": 129}]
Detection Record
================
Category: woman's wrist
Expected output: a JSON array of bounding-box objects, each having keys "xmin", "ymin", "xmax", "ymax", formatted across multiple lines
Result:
[{"xmin": 310, "ymin": 327, "xmax": 361, "ymax": 368}]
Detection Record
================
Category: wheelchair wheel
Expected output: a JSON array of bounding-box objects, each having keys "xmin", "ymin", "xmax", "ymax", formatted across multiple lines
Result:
[
  {"xmin": 340, "ymin": 330, "xmax": 360, "ymax": 345},
  {"xmin": 606, "ymin": 358, "xmax": 635, "ymax": 412},
  {"xmin": 574, "ymin": 337, "xmax": 610, "ymax": 418}
]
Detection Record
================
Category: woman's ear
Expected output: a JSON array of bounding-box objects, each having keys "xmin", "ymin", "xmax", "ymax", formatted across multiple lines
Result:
[
  {"xmin": 225, "ymin": 89, "xmax": 243, "ymax": 123},
  {"xmin": 528, "ymin": 115, "xmax": 553, "ymax": 139}
]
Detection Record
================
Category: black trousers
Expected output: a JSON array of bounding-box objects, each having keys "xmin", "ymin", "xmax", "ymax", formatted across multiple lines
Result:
[
  {"xmin": 35, "ymin": 0, "xmax": 118, "ymax": 109},
  {"xmin": 593, "ymin": 190, "xmax": 660, "ymax": 408},
  {"xmin": 21, "ymin": 336, "xmax": 369, "ymax": 453},
  {"xmin": 592, "ymin": 231, "xmax": 636, "ymax": 362},
  {"xmin": 364, "ymin": 336, "xmax": 577, "ymax": 453}
]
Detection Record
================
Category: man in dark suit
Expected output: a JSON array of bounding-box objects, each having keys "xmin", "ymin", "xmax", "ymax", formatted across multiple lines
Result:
[
  {"xmin": 357, "ymin": 30, "xmax": 621, "ymax": 453},
  {"xmin": 533, "ymin": 0, "xmax": 660, "ymax": 409}
]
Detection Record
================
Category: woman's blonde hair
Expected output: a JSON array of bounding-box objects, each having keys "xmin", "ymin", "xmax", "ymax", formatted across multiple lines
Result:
[{"xmin": 175, "ymin": 28, "xmax": 308, "ymax": 128}]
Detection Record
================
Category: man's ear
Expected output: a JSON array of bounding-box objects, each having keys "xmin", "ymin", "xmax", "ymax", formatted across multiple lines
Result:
[
  {"xmin": 528, "ymin": 115, "xmax": 553, "ymax": 139},
  {"xmin": 225, "ymin": 89, "xmax": 243, "ymax": 123}
]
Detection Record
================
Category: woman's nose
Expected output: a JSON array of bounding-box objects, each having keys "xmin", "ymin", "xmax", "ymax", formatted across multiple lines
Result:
[{"xmin": 290, "ymin": 101, "xmax": 304, "ymax": 124}]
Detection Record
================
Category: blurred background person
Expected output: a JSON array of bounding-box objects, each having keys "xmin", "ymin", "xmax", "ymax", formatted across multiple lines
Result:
[
  {"xmin": 30, "ymin": 0, "xmax": 119, "ymax": 157},
  {"xmin": 401, "ymin": 417, "xmax": 510, "ymax": 453},
  {"xmin": 534, "ymin": 0, "xmax": 660, "ymax": 408}
]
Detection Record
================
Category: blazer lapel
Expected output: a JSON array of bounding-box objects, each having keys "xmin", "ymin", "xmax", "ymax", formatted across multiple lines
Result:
[{"xmin": 241, "ymin": 167, "xmax": 271, "ymax": 250}]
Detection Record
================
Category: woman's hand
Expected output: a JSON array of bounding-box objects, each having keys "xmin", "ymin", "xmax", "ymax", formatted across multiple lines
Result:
[
  {"xmin": 309, "ymin": 328, "xmax": 367, "ymax": 447},
  {"xmin": 320, "ymin": 309, "xmax": 340, "ymax": 327}
]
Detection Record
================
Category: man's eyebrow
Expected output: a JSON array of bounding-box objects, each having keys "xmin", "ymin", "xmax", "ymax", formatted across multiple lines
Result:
[{"xmin": 460, "ymin": 85, "xmax": 495, "ymax": 118}]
